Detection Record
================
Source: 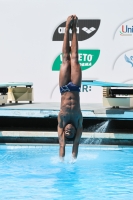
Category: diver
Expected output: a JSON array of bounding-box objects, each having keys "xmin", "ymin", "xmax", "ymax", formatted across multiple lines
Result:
[{"xmin": 58, "ymin": 15, "xmax": 83, "ymax": 161}]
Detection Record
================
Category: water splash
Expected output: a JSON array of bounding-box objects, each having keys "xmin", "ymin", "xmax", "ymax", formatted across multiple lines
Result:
[
  {"xmin": 83, "ymin": 137, "xmax": 102, "ymax": 145},
  {"xmin": 83, "ymin": 121, "xmax": 109, "ymax": 144},
  {"xmin": 83, "ymin": 121, "xmax": 109, "ymax": 132},
  {"xmin": 95, "ymin": 121, "xmax": 109, "ymax": 133}
]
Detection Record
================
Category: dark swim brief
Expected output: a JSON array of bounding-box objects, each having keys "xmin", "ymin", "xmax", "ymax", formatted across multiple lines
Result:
[{"xmin": 60, "ymin": 82, "xmax": 80, "ymax": 93}]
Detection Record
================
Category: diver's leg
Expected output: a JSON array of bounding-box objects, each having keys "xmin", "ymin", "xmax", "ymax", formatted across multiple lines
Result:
[
  {"xmin": 71, "ymin": 15, "xmax": 82, "ymax": 86},
  {"xmin": 59, "ymin": 15, "xmax": 73, "ymax": 87}
]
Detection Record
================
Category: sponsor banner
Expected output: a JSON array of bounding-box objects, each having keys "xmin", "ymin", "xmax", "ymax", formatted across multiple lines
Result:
[
  {"xmin": 52, "ymin": 49, "xmax": 100, "ymax": 71},
  {"xmin": 52, "ymin": 19, "xmax": 101, "ymax": 41},
  {"xmin": 114, "ymin": 19, "xmax": 133, "ymax": 39}
]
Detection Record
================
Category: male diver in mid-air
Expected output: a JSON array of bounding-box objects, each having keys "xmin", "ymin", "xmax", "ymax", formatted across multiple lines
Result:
[{"xmin": 58, "ymin": 15, "xmax": 83, "ymax": 161}]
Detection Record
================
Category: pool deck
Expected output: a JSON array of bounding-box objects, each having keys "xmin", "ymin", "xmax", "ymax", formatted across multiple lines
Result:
[
  {"xmin": 0, "ymin": 102, "xmax": 133, "ymax": 119},
  {"xmin": 0, "ymin": 131, "xmax": 133, "ymax": 145}
]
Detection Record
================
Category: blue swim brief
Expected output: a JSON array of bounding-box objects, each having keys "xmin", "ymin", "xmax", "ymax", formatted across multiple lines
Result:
[{"xmin": 60, "ymin": 82, "xmax": 80, "ymax": 93}]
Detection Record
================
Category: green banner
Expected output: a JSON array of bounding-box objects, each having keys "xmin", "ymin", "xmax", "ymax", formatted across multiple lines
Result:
[{"xmin": 52, "ymin": 49, "xmax": 100, "ymax": 71}]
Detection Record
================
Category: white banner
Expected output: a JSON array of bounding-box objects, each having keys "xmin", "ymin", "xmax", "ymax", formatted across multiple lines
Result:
[{"xmin": 0, "ymin": 0, "xmax": 133, "ymax": 102}]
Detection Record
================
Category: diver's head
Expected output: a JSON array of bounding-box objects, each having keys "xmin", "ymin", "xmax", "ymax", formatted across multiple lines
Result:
[{"xmin": 64, "ymin": 124, "xmax": 76, "ymax": 139}]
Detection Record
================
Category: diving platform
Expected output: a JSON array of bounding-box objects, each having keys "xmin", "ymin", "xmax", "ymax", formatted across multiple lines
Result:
[
  {"xmin": 82, "ymin": 80, "xmax": 133, "ymax": 108},
  {"xmin": 82, "ymin": 80, "xmax": 133, "ymax": 87},
  {"xmin": 0, "ymin": 82, "xmax": 33, "ymax": 105},
  {"xmin": 0, "ymin": 102, "xmax": 133, "ymax": 120},
  {"xmin": 0, "ymin": 80, "xmax": 133, "ymax": 119}
]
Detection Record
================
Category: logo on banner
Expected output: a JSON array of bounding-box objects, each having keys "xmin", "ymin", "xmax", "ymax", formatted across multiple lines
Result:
[
  {"xmin": 114, "ymin": 19, "xmax": 133, "ymax": 38},
  {"xmin": 124, "ymin": 55, "xmax": 133, "ymax": 67},
  {"xmin": 52, "ymin": 49, "xmax": 100, "ymax": 71},
  {"xmin": 52, "ymin": 20, "xmax": 101, "ymax": 41},
  {"xmin": 120, "ymin": 25, "xmax": 133, "ymax": 36},
  {"xmin": 113, "ymin": 49, "xmax": 133, "ymax": 79}
]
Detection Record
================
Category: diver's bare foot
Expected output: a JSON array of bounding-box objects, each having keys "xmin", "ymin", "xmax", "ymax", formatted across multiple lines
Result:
[
  {"xmin": 66, "ymin": 15, "xmax": 73, "ymax": 29},
  {"xmin": 73, "ymin": 15, "xmax": 78, "ymax": 29}
]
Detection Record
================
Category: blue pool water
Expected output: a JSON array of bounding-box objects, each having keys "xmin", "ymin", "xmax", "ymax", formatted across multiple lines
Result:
[{"xmin": 0, "ymin": 145, "xmax": 133, "ymax": 200}]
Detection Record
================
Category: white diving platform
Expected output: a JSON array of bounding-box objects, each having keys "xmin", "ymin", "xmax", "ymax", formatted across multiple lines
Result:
[
  {"xmin": 82, "ymin": 80, "xmax": 133, "ymax": 108},
  {"xmin": 82, "ymin": 80, "xmax": 133, "ymax": 87},
  {"xmin": 0, "ymin": 82, "xmax": 33, "ymax": 105}
]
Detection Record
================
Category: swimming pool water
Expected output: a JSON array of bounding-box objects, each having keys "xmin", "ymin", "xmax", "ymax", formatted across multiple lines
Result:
[{"xmin": 0, "ymin": 145, "xmax": 133, "ymax": 200}]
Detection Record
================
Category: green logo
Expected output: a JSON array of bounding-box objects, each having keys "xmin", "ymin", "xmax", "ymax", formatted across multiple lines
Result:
[{"xmin": 52, "ymin": 49, "xmax": 100, "ymax": 71}]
